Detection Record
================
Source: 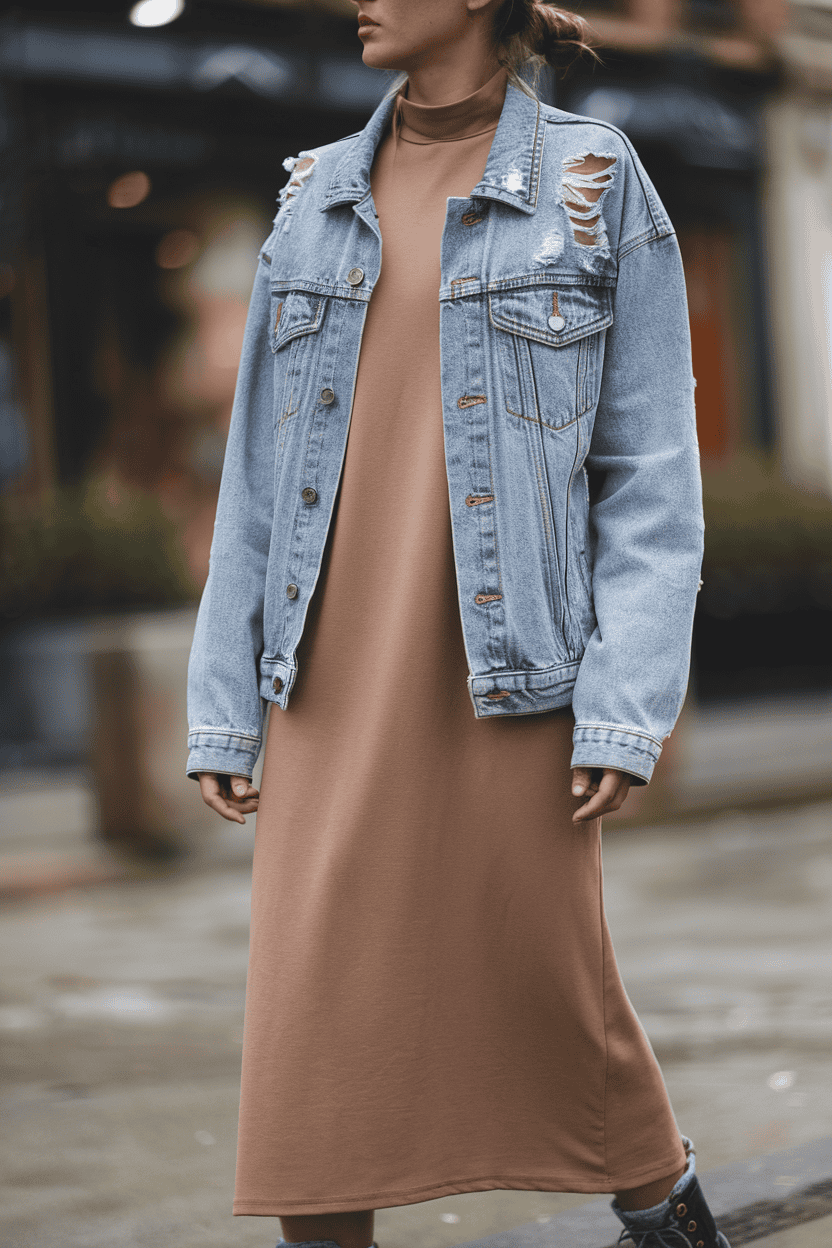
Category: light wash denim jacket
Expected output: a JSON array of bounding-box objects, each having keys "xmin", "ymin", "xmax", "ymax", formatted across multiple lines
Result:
[{"xmin": 186, "ymin": 82, "xmax": 704, "ymax": 785}]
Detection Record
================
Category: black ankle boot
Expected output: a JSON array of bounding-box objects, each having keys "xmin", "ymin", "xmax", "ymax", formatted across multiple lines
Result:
[
  {"xmin": 275, "ymin": 1240, "xmax": 343, "ymax": 1247},
  {"xmin": 275, "ymin": 1241, "xmax": 378, "ymax": 1248},
  {"xmin": 612, "ymin": 1137, "xmax": 730, "ymax": 1248}
]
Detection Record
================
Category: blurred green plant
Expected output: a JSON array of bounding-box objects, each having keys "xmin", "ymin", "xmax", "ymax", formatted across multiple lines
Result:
[
  {"xmin": 702, "ymin": 451, "xmax": 832, "ymax": 570},
  {"xmin": 0, "ymin": 477, "xmax": 199, "ymax": 622},
  {"xmin": 2, "ymin": 451, "xmax": 830, "ymax": 625}
]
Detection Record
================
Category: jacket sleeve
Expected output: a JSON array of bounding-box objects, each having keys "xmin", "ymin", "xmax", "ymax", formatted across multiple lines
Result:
[
  {"xmin": 185, "ymin": 237, "xmax": 277, "ymax": 780},
  {"xmin": 570, "ymin": 230, "xmax": 705, "ymax": 784}
]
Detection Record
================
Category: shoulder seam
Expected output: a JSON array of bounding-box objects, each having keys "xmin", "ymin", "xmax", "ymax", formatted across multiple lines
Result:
[
  {"xmin": 617, "ymin": 227, "xmax": 676, "ymax": 261},
  {"xmin": 281, "ymin": 129, "xmax": 360, "ymax": 166},
  {"xmin": 329, "ymin": 130, "xmax": 362, "ymax": 147}
]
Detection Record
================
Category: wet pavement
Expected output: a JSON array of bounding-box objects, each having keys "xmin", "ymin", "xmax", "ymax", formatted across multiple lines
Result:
[{"xmin": 1, "ymin": 793, "xmax": 831, "ymax": 1247}]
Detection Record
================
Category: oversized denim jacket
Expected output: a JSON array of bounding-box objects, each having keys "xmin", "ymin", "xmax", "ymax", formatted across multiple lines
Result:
[{"xmin": 186, "ymin": 82, "xmax": 704, "ymax": 785}]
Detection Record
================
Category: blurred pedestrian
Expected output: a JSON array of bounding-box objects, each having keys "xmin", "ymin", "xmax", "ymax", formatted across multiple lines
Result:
[{"xmin": 187, "ymin": 3, "xmax": 724, "ymax": 1247}]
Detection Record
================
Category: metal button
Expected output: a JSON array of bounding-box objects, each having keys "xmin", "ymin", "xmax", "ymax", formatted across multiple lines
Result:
[
  {"xmin": 548, "ymin": 314, "xmax": 566, "ymax": 331},
  {"xmin": 286, "ymin": 583, "xmax": 298, "ymax": 599},
  {"xmin": 301, "ymin": 487, "xmax": 318, "ymax": 505},
  {"xmin": 320, "ymin": 388, "xmax": 335, "ymax": 404},
  {"xmin": 346, "ymin": 267, "xmax": 364, "ymax": 285},
  {"xmin": 272, "ymin": 676, "xmax": 283, "ymax": 693}
]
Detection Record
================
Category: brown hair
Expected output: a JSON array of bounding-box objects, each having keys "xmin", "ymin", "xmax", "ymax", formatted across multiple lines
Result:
[{"xmin": 495, "ymin": 0, "xmax": 601, "ymax": 97}]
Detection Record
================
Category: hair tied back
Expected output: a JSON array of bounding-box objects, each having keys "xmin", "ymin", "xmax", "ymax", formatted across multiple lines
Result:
[{"xmin": 496, "ymin": 0, "xmax": 602, "ymax": 97}]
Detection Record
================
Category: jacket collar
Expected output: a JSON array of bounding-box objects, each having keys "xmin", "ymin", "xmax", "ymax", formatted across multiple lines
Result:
[{"xmin": 323, "ymin": 81, "xmax": 544, "ymax": 216}]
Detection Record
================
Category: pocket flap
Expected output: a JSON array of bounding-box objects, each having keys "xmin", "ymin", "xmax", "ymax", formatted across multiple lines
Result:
[
  {"xmin": 489, "ymin": 282, "xmax": 613, "ymax": 348},
  {"xmin": 271, "ymin": 290, "xmax": 326, "ymax": 352}
]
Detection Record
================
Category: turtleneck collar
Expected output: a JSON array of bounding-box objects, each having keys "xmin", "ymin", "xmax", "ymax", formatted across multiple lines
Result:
[{"xmin": 394, "ymin": 66, "xmax": 508, "ymax": 146}]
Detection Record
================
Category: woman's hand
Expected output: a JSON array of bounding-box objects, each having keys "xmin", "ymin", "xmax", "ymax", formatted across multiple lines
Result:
[
  {"xmin": 571, "ymin": 767, "xmax": 632, "ymax": 824},
  {"xmin": 197, "ymin": 773, "xmax": 260, "ymax": 824}
]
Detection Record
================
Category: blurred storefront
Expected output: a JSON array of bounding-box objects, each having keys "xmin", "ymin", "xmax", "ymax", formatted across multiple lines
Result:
[
  {"xmin": 0, "ymin": 0, "xmax": 831, "ymax": 815},
  {"xmin": 0, "ymin": 0, "xmax": 387, "ymax": 781},
  {"xmin": 0, "ymin": 0, "xmax": 384, "ymax": 592}
]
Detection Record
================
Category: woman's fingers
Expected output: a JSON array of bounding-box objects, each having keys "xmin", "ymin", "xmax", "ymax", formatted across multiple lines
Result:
[
  {"xmin": 197, "ymin": 773, "xmax": 260, "ymax": 824},
  {"xmin": 229, "ymin": 776, "xmax": 259, "ymax": 801},
  {"xmin": 571, "ymin": 766, "xmax": 596, "ymax": 798},
  {"xmin": 572, "ymin": 768, "xmax": 632, "ymax": 824}
]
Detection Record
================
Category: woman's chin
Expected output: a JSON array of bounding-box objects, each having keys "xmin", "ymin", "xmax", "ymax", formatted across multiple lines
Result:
[{"xmin": 359, "ymin": 41, "xmax": 400, "ymax": 72}]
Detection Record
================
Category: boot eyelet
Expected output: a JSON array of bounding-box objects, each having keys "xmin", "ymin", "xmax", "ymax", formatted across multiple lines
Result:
[
  {"xmin": 676, "ymin": 1204, "xmax": 687, "ymax": 1216},
  {"xmin": 687, "ymin": 1221, "xmax": 697, "ymax": 1232},
  {"xmin": 697, "ymin": 1242, "xmax": 705, "ymax": 1247}
]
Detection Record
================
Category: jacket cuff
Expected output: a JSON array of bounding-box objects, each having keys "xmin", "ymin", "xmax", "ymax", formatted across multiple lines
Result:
[
  {"xmin": 571, "ymin": 724, "xmax": 662, "ymax": 785},
  {"xmin": 186, "ymin": 729, "xmax": 261, "ymax": 781}
]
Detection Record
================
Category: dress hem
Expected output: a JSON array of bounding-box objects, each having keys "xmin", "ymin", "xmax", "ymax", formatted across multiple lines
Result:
[{"xmin": 232, "ymin": 1147, "xmax": 687, "ymax": 1215}]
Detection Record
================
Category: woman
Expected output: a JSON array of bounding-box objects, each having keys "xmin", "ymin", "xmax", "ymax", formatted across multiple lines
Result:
[{"xmin": 187, "ymin": 3, "xmax": 727, "ymax": 1246}]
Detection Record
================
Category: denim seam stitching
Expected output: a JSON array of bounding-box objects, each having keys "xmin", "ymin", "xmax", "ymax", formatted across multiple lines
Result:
[
  {"xmin": 617, "ymin": 228, "xmax": 675, "ymax": 261},
  {"xmin": 574, "ymin": 724, "xmax": 662, "ymax": 750},
  {"xmin": 493, "ymin": 316, "xmax": 609, "ymax": 348},
  {"xmin": 188, "ymin": 729, "xmax": 261, "ymax": 744}
]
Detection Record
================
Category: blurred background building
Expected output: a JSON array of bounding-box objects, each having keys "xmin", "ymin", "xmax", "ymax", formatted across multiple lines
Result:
[{"xmin": 0, "ymin": 0, "xmax": 831, "ymax": 851}]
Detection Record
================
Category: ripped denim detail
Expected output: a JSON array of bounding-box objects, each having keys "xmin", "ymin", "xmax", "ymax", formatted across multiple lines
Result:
[
  {"xmin": 561, "ymin": 153, "xmax": 617, "ymax": 250},
  {"xmin": 276, "ymin": 150, "xmax": 318, "ymax": 233}
]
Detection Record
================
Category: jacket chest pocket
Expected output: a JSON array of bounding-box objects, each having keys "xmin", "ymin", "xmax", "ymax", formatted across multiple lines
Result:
[
  {"xmin": 270, "ymin": 289, "xmax": 327, "ymax": 354},
  {"xmin": 269, "ymin": 289, "xmax": 329, "ymax": 429},
  {"xmin": 488, "ymin": 280, "xmax": 613, "ymax": 431}
]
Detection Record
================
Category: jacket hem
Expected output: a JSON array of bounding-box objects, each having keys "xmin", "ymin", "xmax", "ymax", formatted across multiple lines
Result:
[
  {"xmin": 571, "ymin": 723, "xmax": 662, "ymax": 784},
  {"xmin": 468, "ymin": 662, "xmax": 580, "ymax": 718},
  {"xmin": 232, "ymin": 1147, "xmax": 687, "ymax": 1215}
]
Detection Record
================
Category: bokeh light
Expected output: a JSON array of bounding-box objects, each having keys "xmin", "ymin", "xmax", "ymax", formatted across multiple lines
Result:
[
  {"xmin": 155, "ymin": 229, "xmax": 200, "ymax": 270},
  {"xmin": 106, "ymin": 171, "xmax": 152, "ymax": 209},
  {"xmin": 129, "ymin": 0, "xmax": 185, "ymax": 28}
]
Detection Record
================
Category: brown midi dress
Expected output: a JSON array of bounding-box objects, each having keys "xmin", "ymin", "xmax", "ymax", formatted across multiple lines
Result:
[{"xmin": 233, "ymin": 68, "xmax": 686, "ymax": 1217}]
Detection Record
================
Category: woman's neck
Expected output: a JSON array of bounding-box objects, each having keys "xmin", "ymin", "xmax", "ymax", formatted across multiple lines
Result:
[{"xmin": 404, "ymin": 48, "xmax": 502, "ymax": 108}]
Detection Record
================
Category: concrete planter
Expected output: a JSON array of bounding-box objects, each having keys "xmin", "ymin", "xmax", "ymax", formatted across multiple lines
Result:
[{"xmin": 0, "ymin": 609, "xmax": 246, "ymax": 860}]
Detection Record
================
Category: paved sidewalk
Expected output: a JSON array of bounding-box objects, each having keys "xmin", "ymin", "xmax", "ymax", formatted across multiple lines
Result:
[
  {"xmin": 749, "ymin": 1216, "xmax": 832, "ymax": 1247},
  {"xmin": 1, "ymin": 795, "xmax": 831, "ymax": 1247},
  {"xmin": 452, "ymin": 1136, "xmax": 832, "ymax": 1246}
]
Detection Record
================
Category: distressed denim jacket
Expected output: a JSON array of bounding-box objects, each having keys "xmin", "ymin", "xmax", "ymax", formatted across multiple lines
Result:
[{"xmin": 186, "ymin": 82, "xmax": 704, "ymax": 785}]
